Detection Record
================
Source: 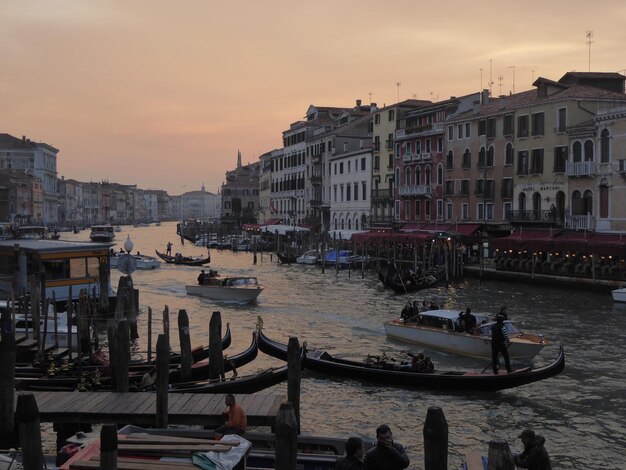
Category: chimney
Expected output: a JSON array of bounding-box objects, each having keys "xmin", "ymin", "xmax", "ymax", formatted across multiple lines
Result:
[
  {"xmin": 356, "ymin": 99, "xmax": 362, "ymax": 107},
  {"xmin": 481, "ymin": 89, "xmax": 490, "ymax": 105},
  {"xmin": 22, "ymin": 135, "xmax": 26, "ymax": 142}
]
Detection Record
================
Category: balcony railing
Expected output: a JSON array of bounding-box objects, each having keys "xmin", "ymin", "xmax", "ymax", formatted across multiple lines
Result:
[
  {"xmin": 566, "ymin": 161, "xmax": 595, "ymax": 177},
  {"xmin": 310, "ymin": 175, "xmax": 322, "ymax": 184},
  {"xmin": 506, "ymin": 210, "xmax": 562, "ymax": 223},
  {"xmin": 564, "ymin": 214, "xmax": 596, "ymax": 230},
  {"xmin": 399, "ymin": 185, "xmax": 431, "ymax": 197},
  {"xmin": 371, "ymin": 189, "xmax": 392, "ymax": 201},
  {"xmin": 403, "ymin": 153, "xmax": 412, "ymax": 161}
]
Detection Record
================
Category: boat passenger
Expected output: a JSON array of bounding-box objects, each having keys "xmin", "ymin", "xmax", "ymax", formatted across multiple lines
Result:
[
  {"xmin": 428, "ymin": 300, "xmax": 439, "ymax": 310},
  {"xmin": 465, "ymin": 308, "xmax": 477, "ymax": 333},
  {"xmin": 336, "ymin": 436, "xmax": 365, "ymax": 470},
  {"xmin": 197, "ymin": 269, "xmax": 206, "ymax": 285},
  {"xmin": 514, "ymin": 429, "xmax": 552, "ymax": 470},
  {"xmin": 457, "ymin": 311, "xmax": 467, "ymax": 332}
]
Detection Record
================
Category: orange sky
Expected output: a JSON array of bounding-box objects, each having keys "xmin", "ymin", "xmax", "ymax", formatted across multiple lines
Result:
[{"xmin": 1, "ymin": 0, "xmax": 625, "ymax": 195}]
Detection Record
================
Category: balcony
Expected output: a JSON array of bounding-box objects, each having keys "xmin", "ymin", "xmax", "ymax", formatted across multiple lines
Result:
[
  {"xmin": 371, "ymin": 189, "xmax": 392, "ymax": 202},
  {"xmin": 420, "ymin": 153, "xmax": 431, "ymax": 161},
  {"xmin": 309, "ymin": 199, "xmax": 322, "ymax": 208},
  {"xmin": 399, "ymin": 185, "xmax": 431, "ymax": 197},
  {"xmin": 310, "ymin": 175, "xmax": 322, "ymax": 185},
  {"xmin": 566, "ymin": 161, "xmax": 595, "ymax": 177},
  {"xmin": 311, "ymin": 154, "xmax": 322, "ymax": 165},
  {"xmin": 506, "ymin": 210, "xmax": 563, "ymax": 224},
  {"xmin": 403, "ymin": 153, "xmax": 412, "ymax": 162},
  {"xmin": 564, "ymin": 214, "xmax": 596, "ymax": 230}
]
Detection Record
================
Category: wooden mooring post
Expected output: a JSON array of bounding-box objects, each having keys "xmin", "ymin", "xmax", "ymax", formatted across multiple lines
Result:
[
  {"xmin": 487, "ymin": 439, "xmax": 515, "ymax": 470},
  {"xmin": 423, "ymin": 406, "xmax": 448, "ymax": 470},
  {"xmin": 208, "ymin": 311, "xmax": 224, "ymax": 380},
  {"xmin": 100, "ymin": 423, "xmax": 118, "ymax": 470},
  {"xmin": 178, "ymin": 309, "xmax": 192, "ymax": 382},
  {"xmin": 0, "ymin": 309, "xmax": 16, "ymax": 448},
  {"xmin": 156, "ymin": 334, "xmax": 170, "ymax": 428},
  {"xmin": 287, "ymin": 336, "xmax": 301, "ymax": 434},
  {"xmin": 274, "ymin": 402, "xmax": 297, "ymax": 470},
  {"xmin": 16, "ymin": 393, "xmax": 43, "ymax": 470}
]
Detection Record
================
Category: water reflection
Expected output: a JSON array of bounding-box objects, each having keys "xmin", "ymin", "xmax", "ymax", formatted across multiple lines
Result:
[{"xmin": 59, "ymin": 223, "xmax": 626, "ymax": 468}]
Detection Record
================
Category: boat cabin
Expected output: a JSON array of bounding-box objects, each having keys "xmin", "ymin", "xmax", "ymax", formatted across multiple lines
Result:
[
  {"xmin": 89, "ymin": 224, "xmax": 115, "ymax": 242},
  {"xmin": 0, "ymin": 238, "xmax": 114, "ymax": 310},
  {"xmin": 413, "ymin": 309, "xmax": 520, "ymax": 336}
]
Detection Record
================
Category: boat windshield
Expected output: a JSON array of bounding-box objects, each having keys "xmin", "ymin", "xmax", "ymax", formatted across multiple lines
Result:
[
  {"xmin": 473, "ymin": 320, "xmax": 521, "ymax": 337},
  {"xmin": 230, "ymin": 278, "xmax": 258, "ymax": 286}
]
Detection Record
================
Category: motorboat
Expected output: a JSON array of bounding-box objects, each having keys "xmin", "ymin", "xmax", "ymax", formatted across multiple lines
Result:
[
  {"xmin": 186, "ymin": 276, "xmax": 264, "ymax": 303},
  {"xmin": 12, "ymin": 309, "xmax": 79, "ymax": 351},
  {"xmin": 611, "ymin": 287, "xmax": 626, "ymax": 302},
  {"xmin": 89, "ymin": 224, "xmax": 115, "ymax": 242},
  {"xmin": 110, "ymin": 252, "xmax": 161, "ymax": 270},
  {"xmin": 319, "ymin": 250, "xmax": 360, "ymax": 268},
  {"xmin": 15, "ymin": 225, "xmax": 47, "ymax": 239},
  {"xmin": 384, "ymin": 309, "xmax": 547, "ymax": 359},
  {"xmin": 296, "ymin": 250, "xmax": 319, "ymax": 265}
]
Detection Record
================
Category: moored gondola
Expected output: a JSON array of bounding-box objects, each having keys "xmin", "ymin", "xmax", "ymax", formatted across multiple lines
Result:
[
  {"xmin": 257, "ymin": 320, "xmax": 564, "ymax": 392},
  {"xmin": 155, "ymin": 250, "xmax": 211, "ymax": 266},
  {"xmin": 378, "ymin": 267, "xmax": 446, "ymax": 294}
]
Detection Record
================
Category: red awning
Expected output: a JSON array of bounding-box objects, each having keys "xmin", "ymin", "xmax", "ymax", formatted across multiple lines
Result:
[
  {"xmin": 261, "ymin": 218, "xmax": 283, "ymax": 226},
  {"xmin": 492, "ymin": 229, "xmax": 557, "ymax": 252}
]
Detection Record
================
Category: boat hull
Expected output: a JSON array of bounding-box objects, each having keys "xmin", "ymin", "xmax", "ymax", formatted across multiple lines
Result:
[
  {"xmin": 186, "ymin": 284, "xmax": 263, "ymax": 303},
  {"xmin": 611, "ymin": 287, "xmax": 626, "ymax": 302},
  {"xmin": 384, "ymin": 320, "xmax": 545, "ymax": 359}
]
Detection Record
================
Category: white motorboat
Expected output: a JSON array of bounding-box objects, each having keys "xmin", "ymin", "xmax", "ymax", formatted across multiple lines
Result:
[
  {"xmin": 611, "ymin": 287, "xmax": 626, "ymax": 302},
  {"xmin": 384, "ymin": 309, "xmax": 547, "ymax": 359},
  {"xmin": 186, "ymin": 276, "xmax": 264, "ymax": 303},
  {"xmin": 12, "ymin": 309, "xmax": 79, "ymax": 350},
  {"xmin": 296, "ymin": 250, "xmax": 319, "ymax": 265},
  {"xmin": 110, "ymin": 252, "xmax": 161, "ymax": 270},
  {"xmin": 89, "ymin": 224, "xmax": 115, "ymax": 242}
]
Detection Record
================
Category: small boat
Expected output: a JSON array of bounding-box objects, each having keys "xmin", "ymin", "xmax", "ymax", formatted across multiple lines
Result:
[
  {"xmin": 186, "ymin": 276, "xmax": 264, "ymax": 303},
  {"xmin": 114, "ymin": 226, "xmax": 122, "ymax": 232},
  {"xmin": 155, "ymin": 249, "xmax": 211, "ymax": 266},
  {"xmin": 296, "ymin": 250, "xmax": 319, "ymax": 265},
  {"xmin": 257, "ymin": 322, "xmax": 564, "ymax": 392},
  {"xmin": 276, "ymin": 252, "xmax": 298, "ymax": 264},
  {"xmin": 379, "ymin": 266, "xmax": 447, "ymax": 293},
  {"xmin": 320, "ymin": 250, "xmax": 360, "ymax": 268},
  {"xmin": 14, "ymin": 310, "xmax": 78, "ymax": 351},
  {"xmin": 15, "ymin": 225, "xmax": 47, "ymax": 239},
  {"xmin": 89, "ymin": 224, "xmax": 115, "ymax": 242},
  {"xmin": 110, "ymin": 252, "xmax": 161, "ymax": 270},
  {"xmin": 611, "ymin": 287, "xmax": 626, "ymax": 302},
  {"xmin": 384, "ymin": 309, "xmax": 547, "ymax": 359}
]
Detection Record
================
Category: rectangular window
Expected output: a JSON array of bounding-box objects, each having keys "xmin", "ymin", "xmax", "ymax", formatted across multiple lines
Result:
[
  {"xmin": 503, "ymin": 114, "xmax": 514, "ymax": 135},
  {"xmin": 347, "ymin": 161, "xmax": 351, "ymax": 173},
  {"xmin": 374, "ymin": 114, "xmax": 380, "ymax": 125},
  {"xmin": 395, "ymin": 143, "xmax": 401, "ymax": 158},
  {"xmin": 477, "ymin": 203, "xmax": 484, "ymax": 220},
  {"xmin": 425, "ymin": 139, "xmax": 431, "ymax": 154},
  {"xmin": 361, "ymin": 157, "xmax": 366, "ymax": 171},
  {"xmin": 478, "ymin": 119, "xmax": 486, "ymax": 136},
  {"xmin": 415, "ymin": 141, "xmax": 421, "ymax": 154},
  {"xmin": 461, "ymin": 179, "xmax": 469, "ymax": 195},
  {"xmin": 334, "ymin": 163, "xmax": 337, "ymax": 175},
  {"xmin": 446, "ymin": 203, "xmax": 453, "ymax": 219},
  {"xmin": 340, "ymin": 185, "xmax": 344, "ymax": 201},
  {"xmin": 446, "ymin": 152, "xmax": 453, "ymax": 169},
  {"xmin": 557, "ymin": 108, "xmax": 567, "ymax": 132},
  {"xmin": 503, "ymin": 202, "xmax": 512, "ymax": 220},
  {"xmin": 340, "ymin": 162, "xmax": 344, "ymax": 174},
  {"xmin": 517, "ymin": 150, "xmax": 528, "ymax": 175},
  {"xmin": 405, "ymin": 201, "xmax": 411, "ymax": 220},
  {"xmin": 458, "ymin": 124, "xmax": 463, "ymax": 139},
  {"xmin": 395, "ymin": 200, "xmax": 400, "ymax": 221},
  {"xmin": 405, "ymin": 142, "xmax": 411, "ymax": 156},
  {"xmin": 346, "ymin": 184, "xmax": 351, "ymax": 201},
  {"xmin": 389, "ymin": 110, "xmax": 395, "ymax": 121},
  {"xmin": 531, "ymin": 112, "xmax": 545, "ymax": 136},
  {"xmin": 362, "ymin": 181, "xmax": 367, "ymax": 200},
  {"xmin": 333, "ymin": 185, "xmax": 337, "ymax": 201},
  {"xmin": 465, "ymin": 122, "xmax": 471, "ymax": 138},
  {"xmin": 448, "ymin": 125, "xmax": 454, "ymax": 141},
  {"xmin": 437, "ymin": 200, "xmax": 443, "ymax": 221},
  {"xmin": 501, "ymin": 178, "xmax": 513, "ymax": 198},
  {"xmin": 425, "ymin": 200, "xmax": 431, "ymax": 220},
  {"xmin": 354, "ymin": 183, "xmax": 358, "ymax": 201},
  {"xmin": 531, "ymin": 148, "xmax": 544, "ymax": 174},
  {"xmin": 374, "ymin": 156, "xmax": 380, "ymax": 170},
  {"xmin": 486, "ymin": 118, "xmax": 496, "ymax": 138},
  {"xmin": 554, "ymin": 146, "xmax": 568, "ymax": 172},
  {"xmin": 437, "ymin": 136, "xmax": 443, "ymax": 152},
  {"xmin": 462, "ymin": 203, "xmax": 469, "ymax": 220},
  {"xmin": 445, "ymin": 180, "xmax": 455, "ymax": 195},
  {"xmin": 374, "ymin": 136, "xmax": 380, "ymax": 151},
  {"xmin": 474, "ymin": 179, "xmax": 484, "ymax": 195},
  {"xmin": 387, "ymin": 133, "xmax": 394, "ymax": 149},
  {"xmin": 518, "ymin": 115, "xmax": 529, "ymax": 138},
  {"xmin": 485, "ymin": 203, "xmax": 494, "ymax": 220}
]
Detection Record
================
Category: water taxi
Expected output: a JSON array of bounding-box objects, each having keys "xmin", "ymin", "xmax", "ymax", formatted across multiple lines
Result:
[{"xmin": 89, "ymin": 224, "xmax": 115, "ymax": 242}]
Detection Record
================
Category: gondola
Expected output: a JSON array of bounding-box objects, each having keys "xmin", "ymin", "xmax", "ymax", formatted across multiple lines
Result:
[
  {"xmin": 15, "ymin": 330, "xmax": 257, "ymax": 392},
  {"xmin": 170, "ymin": 339, "xmax": 305, "ymax": 394},
  {"xmin": 155, "ymin": 250, "xmax": 211, "ymax": 266},
  {"xmin": 378, "ymin": 267, "xmax": 446, "ymax": 294},
  {"xmin": 276, "ymin": 252, "xmax": 298, "ymax": 264},
  {"xmin": 257, "ymin": 322, "xmax": 565, "ymax": 392}
]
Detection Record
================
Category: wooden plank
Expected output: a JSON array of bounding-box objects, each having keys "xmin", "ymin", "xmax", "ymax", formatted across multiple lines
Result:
[
  {"xmin": 70, "ymin": 459, "xmax": 197, "ymax": 469},
  {"xmin": 121, "ymin": 434, "xmax": 233, "ymax": 446},
  {"xmin": 38, "ymin": 391, "xmax": 81, "ymax": 413},
  {"xmin": 117, "ymin": 443, "xmax": 232, "ymax": 452},
  {"xmin": 80, "ymin": 391, "xmax": 114, "ymax": 413},
  {"xmin": 107, "ymin": 392, "xmax": 145, "ymax": 414},
  {"xmin": 168, "ymin": 393, "xmax": 193, "ymax": 415},
  {"xmin": 254, "ymin": 393, "xmax": 277, "ymax": 417},
  {"xmin": 197, "ymin": 394, "xmax": 224, "ymax": 416},
  {"xmin": 173, "ymin": 394, "xmax": 199, "ymax": 415},
  {"xmin": 187, "ymin": 394, "xmax": 214, "ymax": 416},
  {"xmin": 131, "ymin": 394, "xmax": 156, "ymax": 415}
]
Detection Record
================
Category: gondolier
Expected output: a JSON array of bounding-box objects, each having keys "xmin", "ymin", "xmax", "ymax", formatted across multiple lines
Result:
[{"xmin": 491, "ymin": 314, "xmax": 512, "ymax": 374}]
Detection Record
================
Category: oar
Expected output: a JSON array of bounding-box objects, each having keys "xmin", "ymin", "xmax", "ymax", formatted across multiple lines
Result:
[{"xmin": 481, "ymin": 361, "xmax": 494, "ymax": 373}]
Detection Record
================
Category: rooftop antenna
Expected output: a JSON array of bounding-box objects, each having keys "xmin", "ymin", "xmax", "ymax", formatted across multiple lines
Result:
[
  {"xmin": 489, "ymin": 59, "xmax": 494, "ymax": 95},
  {"xmin": 412, "ymin": 93, "xmax": 418, "ymax": 99},
  {"xmin": 508, "ymin": 65, "xmax": 516, "ymax": 94},
  {"xmin": 368, "ymin": 91, "xmax": 373, "ymax": 104},
  {"xmin": 498, "ymin": 76, "xmax": 504, "ymax": 96},
  {"xmin": 396, "ymin": 82, "xmax": 401, "ymax": 102},
  {"xmin": 586, "ymin": 30, "xmax": 593, "ymax": 71},
  {"xmin": 479, "ymin": 68, "xmax": 483, "ymax": 90},
  {"xmin": 532, "ymin": 69, "xmax": 535, "ymax": 82}
]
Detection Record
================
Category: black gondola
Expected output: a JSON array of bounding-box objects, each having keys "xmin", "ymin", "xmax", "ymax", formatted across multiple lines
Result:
[
  {"xmin": 378, "ymin": 267, "xmax": 446, "ymax": 294},
  {"xmin": 257, "ymin": 323, "xmax": 564, "ymax": 392},
  {"xmin": 276, "ymin": 252, "xmax": 298, "ymax": 264},
  {"xmin": 155, "ymin": 250, "xmax": 211, "ymax": 266}
]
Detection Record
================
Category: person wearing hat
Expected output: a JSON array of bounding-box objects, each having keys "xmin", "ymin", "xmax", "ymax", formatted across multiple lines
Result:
[
  {"xmin": 491, "ymin": 313, "xmax": 512, "ymax": 374},
  {"xmin": 496, "ymin": 306, "xmax": 508, "ymax": 320},
  {"xmin": 514, "ymin": 428, "xmax": 552, "ymax": 469}
]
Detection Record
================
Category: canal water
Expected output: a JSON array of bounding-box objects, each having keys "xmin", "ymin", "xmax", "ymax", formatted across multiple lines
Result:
[{"xmin": 62, "ymin": 222, "xmax": 626, "ymax": 469}]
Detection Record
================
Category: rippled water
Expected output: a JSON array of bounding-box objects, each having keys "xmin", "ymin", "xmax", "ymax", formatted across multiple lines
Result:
[{"xmin": 61, "ymin": 222, "xmax": 626, "ymax": 469}]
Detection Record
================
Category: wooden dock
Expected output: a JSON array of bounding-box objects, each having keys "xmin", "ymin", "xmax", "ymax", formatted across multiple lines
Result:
[{"xmin": 18, "ymin": 391, "xmax": 285, "ymax": 428}]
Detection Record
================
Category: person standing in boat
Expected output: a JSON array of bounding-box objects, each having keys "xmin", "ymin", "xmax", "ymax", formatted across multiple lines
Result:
[
  {"xmin": 465, "ymin": 307, "xmax": 477, "ymax": 333},
  {"xmin": 363, "ymin": 424, "xmax": 410, "ymax": 470},
  {"xmin": 197, "ymin": 269, "xmax": 206, "ymax": 285},
  {"xmin": 491, "ymin": 314, "xmax": 512, "ymax": 374},
  {"xmin": 166, "ymin": 241, "xmax": 172, "ymax": 256},
  {"xmin": 336, "ymin": 436, "xmax": 365, "ymax": 470}
]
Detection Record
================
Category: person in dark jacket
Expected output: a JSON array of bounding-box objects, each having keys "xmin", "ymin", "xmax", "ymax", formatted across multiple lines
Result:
[
  {"xmin": 514, "ymin": 429, "xmax": 552, "ymax": 469},
  {"xmin": 363, "ymin": 424, "xmax": 410, "ymax": 470},
  {"xmin": 491, "ymin": 314, "xmax": 512, "ymax": 374},
  {"xmin": 336, "ymin": 436, "xmax": 364, "ymax": 470}
]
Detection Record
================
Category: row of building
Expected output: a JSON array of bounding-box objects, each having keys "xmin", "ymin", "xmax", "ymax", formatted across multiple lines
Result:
[
  {"xmin": 250, "ymin": 71, "xmax": 626, "ymax": 236},
  {"xmin": 3, "ymin": 71, "xmax": 626, "ymax": 236}
]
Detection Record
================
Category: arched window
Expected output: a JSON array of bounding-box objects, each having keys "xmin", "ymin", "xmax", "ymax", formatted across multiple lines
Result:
[
  {"xmin": 341, "ymin": 218, "xmax": 345, "ymax": 230},
  {"xmin": 487, "ymin": 145, "xmax": 495, "ymax": 166},
  {"xmin": 405, "ymin": 167, "xmax": 411, "ymax": 186},
  {"xmin": 463, "ymin": 148, "xmax": 471, "ymax": 168},
  {"xmin": 334, "ymin": 217, "xmax": 338, "ymax": 230},
  {"xmin": 355, "ymin": 218, "xmax": 359, "ymax": 230},
  {"xmin": 361, "ymin": 214, "xmax": 368, "ymax": 230},
  {"xmin": 437, "ymin": 164, "xmax": 443, "ymax": 185},
  {"xmin": 505, "ymin": 143, "xmax": 514, "ymax": 165},
  {"xmin": 446, "ymin": 150, "xmax": 453, "ymax": 169},
  {"xmin": 415, "ymin": 166, "xmax": 421, "ymax": 185},
  {"xmin": 600, "ymin": 180, "xmax": 609, "ymax": 218},
  {"xmin": 584, "ymin": 140, "xmax": 594, "ymax": 161},
  {"xmin": 518, "ymin": 192, "xmax": 526, "ymax": 212},
  {"xmin": 478, "ymin": 146, "xmax": 486, "ymax": 168},
  {"xmin": 600, "ymin": 129, "xmax": 610, "ymax": 163},
  {"xmin": 571, "ymin": 190, "xmax": 582, "ymax": 215},
  {"xmin": 224, "ymin": 201, "xmax": 231, "ymax": 209},
  {"xmin": 395, "ymin": 168, "xmax": 400, "ymax": 184},
  {"xmin": 532, "ymin": 192, "xmax": 541, "ymax": 220},
  {"xmin": 348, "ymin": 219, "xmax": 352, "ymax": 230},
  {"xmin": 556, "ymin": 191, "xmax": 565, "ymax": 220},
  {"xmin": 580, "ymin": 190, "xmax": 595, "ymax": 216},
  {"xmin": 573, "ymin": 142, "xmax": 582, "ymax": 162},
  {"xmin": 425, "ymin": 166, "xmax": 431, "ymax": 186}
]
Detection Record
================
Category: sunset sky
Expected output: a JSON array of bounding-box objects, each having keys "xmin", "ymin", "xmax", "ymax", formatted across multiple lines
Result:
[{"xmin": 1, "ymin": 0, "xmax": 625, "ymax": 195}]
